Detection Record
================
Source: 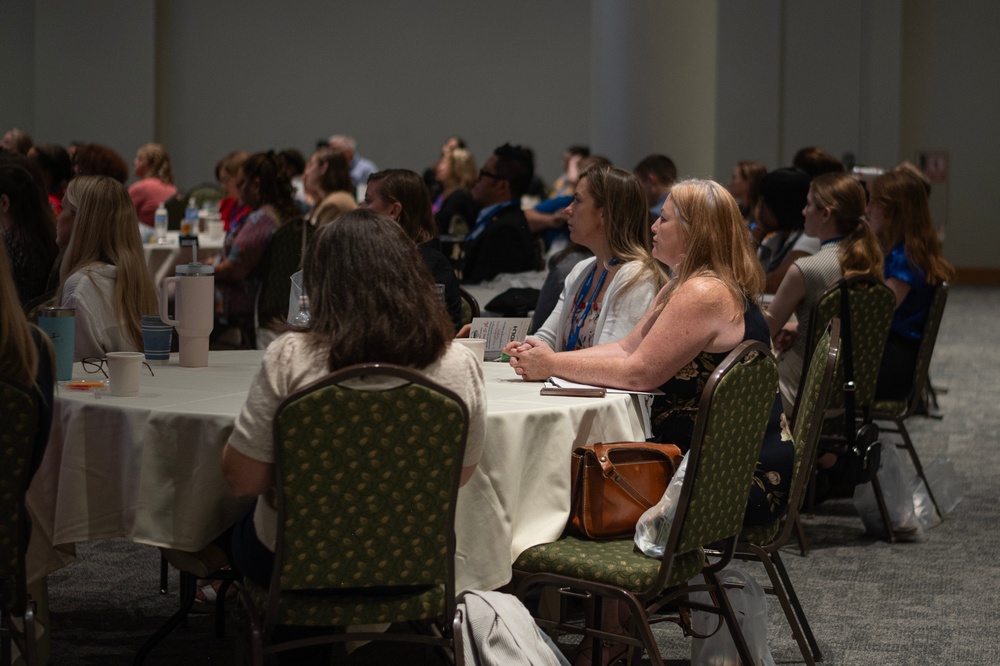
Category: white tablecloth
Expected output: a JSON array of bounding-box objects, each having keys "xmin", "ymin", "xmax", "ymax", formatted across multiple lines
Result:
[{"xmin": 26, "ymin": 351, "xmax": 645, "ymax": 591}]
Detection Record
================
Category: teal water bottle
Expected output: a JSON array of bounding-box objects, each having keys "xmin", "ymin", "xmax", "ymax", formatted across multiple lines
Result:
[{"xmin": 37, "ymin": 306, "xmax": 76, "ymax": 380}]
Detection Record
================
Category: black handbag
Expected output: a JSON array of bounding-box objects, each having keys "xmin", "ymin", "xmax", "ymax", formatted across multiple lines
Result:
[{"xmin": 838, "ymin": 280, "xmax": 882, "ymax": 485}]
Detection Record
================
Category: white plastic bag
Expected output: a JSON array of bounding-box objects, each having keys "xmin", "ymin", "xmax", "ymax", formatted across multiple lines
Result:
[
  {"xmin": 853, "ymin": 444, "xmax": 925, "ymax": 540},
  {"xmin": 922, "ymin": 454, "xmax": 968, "ymax": 516},
  {"xmin": 634, "ymin": 454, "xmax": 688, "ymax": 558},
  {"xmin": 287, "ymin": 270, "xmax": 304, "ymax": 324},
  {"xmin": 689, "ymin": 569, "xmax": 776, "ymax": 666}
]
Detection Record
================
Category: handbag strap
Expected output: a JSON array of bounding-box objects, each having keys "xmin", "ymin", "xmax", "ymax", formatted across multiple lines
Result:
[
  {"xmin": 839, "ymin": 280, "xmax": 857, "ymax": 447},
  {"xmin": 591, "ymin": 442, "xmax": 663, "ymax": 509}
]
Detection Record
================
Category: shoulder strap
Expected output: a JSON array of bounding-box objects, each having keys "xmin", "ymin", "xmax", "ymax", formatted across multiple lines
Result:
[{"xmin": 839, "ymin": 280, "xmax": 857, "ymax": 446}]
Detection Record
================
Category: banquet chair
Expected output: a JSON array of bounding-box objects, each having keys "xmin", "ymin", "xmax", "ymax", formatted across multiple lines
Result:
[
  {"xmin": 512, "ymin": 341, "xmax": 778, "ymax": 666},
  {"xmin": 735, "ymin": 319, "xmax": 840, "ymax": 666},
  {"xmin": 871, "ymin": 281, "xmax": 949, "ymax": 517},
  {"xmin": 459, "ymin": 287, "xmax": 480, "ymax": 327},
  {"xmin": 0, "ymin": 377, "xmax": 41, "ymax": 666},
  {"xmin": 238, "ymin": 362, "xmax": 470, "ymax": 665},
  {"xmin": 802, "ymin": 277, "xmax": 895, "ymax": 534}
]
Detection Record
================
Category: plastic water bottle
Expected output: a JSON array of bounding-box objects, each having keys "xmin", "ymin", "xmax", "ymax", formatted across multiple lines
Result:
[
  {"xmin": 182, "ymin": 197, "xmax": 198, "ymax": 235},
  {"xmin": 154, "ymin": 204, "xmax": 168, "ymax": 244},
  {"xmin": 291, "ymin": 295, "xmax": 311, "ymax": 328}
]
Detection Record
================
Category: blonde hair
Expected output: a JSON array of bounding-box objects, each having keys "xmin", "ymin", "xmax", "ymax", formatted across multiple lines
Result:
[
  {"xmin": 580, "ymin": 164, "xmax": 667, "ymax": 293},
  {"xmin": 0, "ymin": 235, "xmax": 49, "ymax": 387},
  {"xmin": 809, "ymin": 173, "xmax": 883, "ymax": 278},
  {"xmin": 137, "ymin": 143, "xmax": 175, "ymax": 184},
  {"xmin": 445, "ymin": 148, "xmax": 478, "ymax": 190},
  {"xmin": 868, "ymin": 170, "xmax": 953, "ymax": 284},
  {"xmin": 57, "ymin": 176, "xmax": 158, "ymax": 350},
  {"xmin": 664, "ymin": 179, "xmax": 765, "ymax": 308}
]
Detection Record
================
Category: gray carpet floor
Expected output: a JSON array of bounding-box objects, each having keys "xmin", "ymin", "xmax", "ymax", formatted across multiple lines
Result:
[{"xmin": 41, "ymin": 285, "xmax": 1000, "ymax": 665}]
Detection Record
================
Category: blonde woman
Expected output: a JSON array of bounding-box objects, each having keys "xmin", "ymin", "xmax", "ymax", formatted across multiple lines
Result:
[
  {"xmin": 765, "ymin": 172, "xmax": 883, "ymax": 411},
  {"xmin": 432, "ymin": 146, "xmax": 478, "ymax": 236},
  {"xmin": 128, "ymin": 143, "xmax": 178, "ymax": 226},
  {"xmin": 1, "ymin": 234, "xmax": 54, "ymax": 482},
  {"xmin": 57, "ymin": 176, "xmax": 159, "ymax": 360}
]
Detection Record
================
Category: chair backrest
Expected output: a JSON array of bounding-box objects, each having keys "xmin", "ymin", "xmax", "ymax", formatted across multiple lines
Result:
[
  {"xmin": 0, "ymin": 376, "xmax": 39, "ymax": 613},
  {"xmin": 780, "ymin": 319, "xmax": 841, "ymax": 540},
  {"xmin": 269, "ymin": 362, "xmax": 470, "ymax": 620},
  {"xmin": 655, "ymin": 341, "xmax": 778, "ymax": 589},
  {"xmin": 459, "ymin": 287, "xmax": 480, "ymax": 327},
  {"xmin": 804, "ymin": 275, "xmax": 895, "ymax": 414},
  {"xmin": 257, "ymin": 218, "xmax": 310, "ymax": 324},
  {"xmin": 904, "ymin": 280, "xmax": 949, "ymax": 416}
]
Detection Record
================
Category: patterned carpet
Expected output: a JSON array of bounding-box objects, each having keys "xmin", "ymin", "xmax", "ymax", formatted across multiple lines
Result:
[{"xmin": 41, "ymin": 285, "xmax": 1000, "ymax": 665}]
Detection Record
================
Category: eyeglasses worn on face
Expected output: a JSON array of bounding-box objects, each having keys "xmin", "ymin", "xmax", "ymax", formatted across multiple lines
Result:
[
  {"xmin": 478, "ymin": 169, "xmax": 506, "ymax": 181},
  {"xmin": 83, "ymin": 357, "xmax": 155, "ymax": 378}
]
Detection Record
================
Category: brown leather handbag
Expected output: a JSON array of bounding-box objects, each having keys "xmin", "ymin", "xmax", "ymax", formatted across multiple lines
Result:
[{"xmin": 568, "ymin": 441, "xmax": 684, "ymax": 540}]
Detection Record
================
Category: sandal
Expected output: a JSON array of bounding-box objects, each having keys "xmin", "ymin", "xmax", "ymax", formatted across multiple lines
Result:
[{"xmin": 194, "ymin": 579, "xmax": 238, "ymax": 604}]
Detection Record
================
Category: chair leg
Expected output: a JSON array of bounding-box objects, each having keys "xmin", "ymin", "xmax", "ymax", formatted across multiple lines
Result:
[
  {"xmin": 869, "ymin": 475, "xmax": 897, "ymax": 542},
  {"xmin": 771, "ymin": 549, "xmax": 823, "ymax": 662},
  {"xmin": 133, "ymin": 570, "xmax": 198, "ymax": 665},
  {"xmin": 160, "ymin": 554, "xmax": 169, "ymax": 594},
  {"xmin": 749, "ymin": 546, "xmax": 815, "ymax": 666},
  {"xmin": 895, "ymin": 418, "xmax": 943, "ymax": 519},
  {"xmin": 21, "ymin": 601, "xmax": 37, "ymax": 666},
  {"xmin": 792, "ymin": 514, "xmax": 810, "ymax": 557},
  {"xmin": 704, "ymin": 570, "xmax": 756, "ymax": 666}
]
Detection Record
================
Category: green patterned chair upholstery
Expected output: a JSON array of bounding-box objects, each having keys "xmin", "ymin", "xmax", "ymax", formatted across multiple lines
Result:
[
  {"xmin": 458, "ymin": 288, "xmax": 479, "ymax": 328},
  {"xmin": 239, "ymin": 363, "xmax": 470, "ymax": 665},
  {"xmin": 736, "ymin": 320, "xmax": 841, "ymax": 666},
  {"xmin": 0, "ymin": 377, "xmax": 40, "ymax": 666},
  {"xmin": 513, "ymin": 341, "xmax": 778, "ymax": 666},
  {"xmin": 871, "ymin": 281, "xmax": 949, "ymax": 517}
]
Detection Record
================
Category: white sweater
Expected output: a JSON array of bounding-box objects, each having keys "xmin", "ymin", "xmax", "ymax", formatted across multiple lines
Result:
[{"xmin": 61, "ymin": 264, "xmax": 139, "ymax": 361}]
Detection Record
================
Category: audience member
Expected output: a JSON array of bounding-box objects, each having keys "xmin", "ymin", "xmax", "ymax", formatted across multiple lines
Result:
[
  {"xmin": 278, "ymin": 148, "xmax": 307, "ymax": 209},
  {"xmin": 424, "ymin": 135, "xmax": 466, "ymax": 200},
  {"xmin": 221, "ymin": 209, "xmax": 486, "ymax": 589},
  {"xmin": 0, "ymin": 233, "xmax": 54, "ymax": 485},
  {"xmin": 463, "ymin": 143, "xmax": 538, "ymax": 283},
  {"xmin": 1, "ymin": 128, "xmax": 33, "ymax": 155},
  {"xmin": 28, "ymin": 143, "xmax": 72, "ymax": 214},
  {"xmin": 211, "ymin": 152, "xmax": 297, "ymax": 349},
  {"xmin": 56, "ymin": 176, "xmax": 159, "ymax": 360},
  {"xmin": 792, "ymin": 146, "xmax": 845, "ymax": 178},
  {"xmin": 215, "ymin": 151, "xmax": 250, "ymax": 231},
  {"xmin": 73, "ymin": 143, "xmax": 129, "ymax": 184},
  {"xmin": 633, "ymin": 154, "xmax": 677, "ymax": 219},
  {"xmin": 520, "ymin": 165, "xmax": 665, "ymax": 354},
  {"xmin": 302, "ymin": 146, "xmax": 356, "ymax": 225},
  {"xmin": 0, "ymin": 155, "xmax": 58, "ymax": 307},
  {"xmin": 432, "ymin": 147, "xmax": 478, "ymax": 236},
  {"xmin": 765, "ymin": 172, "xmax": 883, "ymax": 411},
  {"xmin": 362, "ymin": 169, "xmax": 463, "ymax": 331},
  {"xmin": 867, "ymin": 170, "xmax": 954, "ymax": 401},
  {"xmin": 328, "ymin": 134, "xmax": 378, "ymax": 187},
  {"xmin": 755, "ymin": 167, "xmax": 819, "ymax": 292},
  {"xmin": 727, "ymin": 159, "xmax": 767, "ymax": 221},
  {"xmin": 128, "ymin": 143, "xmax": 178, "ymax": 226},
  {"xmin": 550, "ymin": 145, "xmax": 590, "ymax": 198}
]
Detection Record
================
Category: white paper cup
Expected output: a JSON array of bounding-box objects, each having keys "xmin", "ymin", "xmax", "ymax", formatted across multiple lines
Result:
[
  {"xmin": 453, "ymin": 338, "xmax": 486, "ymax": 366},
  {"xmin": 106, "ymin": 351, "xmax": 144, "ymax": 397},
  {"xmin": 207, "ymin": 219, "xmax": 225, "ymax": 240}
]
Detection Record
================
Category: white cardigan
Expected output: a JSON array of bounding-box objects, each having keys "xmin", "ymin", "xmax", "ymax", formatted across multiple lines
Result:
[
  {"xmin": 533, "ymin": 257, "xmax": 657, "ymax": 351},
  {"xmin": 61, "ymin": 264, "xmax": 140, "ymax": 361}
]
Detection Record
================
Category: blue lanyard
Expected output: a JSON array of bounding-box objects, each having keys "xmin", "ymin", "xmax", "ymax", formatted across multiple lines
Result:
[
  {"xmin": 821, "ymin": 236, "xmax": 843, "ymax": 247},
  {"xmin": 566, "ymin": 259, "xmax": 619, "ymax": 351}
]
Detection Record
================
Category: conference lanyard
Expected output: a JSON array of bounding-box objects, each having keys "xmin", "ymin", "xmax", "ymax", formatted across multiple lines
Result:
[{"xmin": 566, "ymin": 258, "xmax": 619, "ymax": 351}]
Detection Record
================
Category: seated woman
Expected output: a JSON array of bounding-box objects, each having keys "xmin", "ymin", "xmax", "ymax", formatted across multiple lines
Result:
[
  {"xmin": 302, "ymin": 146, "xmax": 356, "ymax": 225},
  {"xmin": 128, "ymin": 143, "xmax": 178, "ymax": 227},
  {"xmin": 753, "ymin": 167, "xmax": 820, "ymax": 293},
  {"xmin": 221, "ymin": 209, "xmax": 487, "ymax": 587},
  {"xmin": 0, "ymin": 234, "xmax": 54, "ymax": 485},
  {"xmin": 362, "ymin": 169, "xmax": 463, "ymax": 332},
  {"xmin": 0, "ymin": 154, "xmax": 59, "ymax": 307},
  {"xmin": 432, "ymin": 147, "xmax": 478, "ymax": 237},
  {"xmin": 509, "ymin": 179, "xmax": 790, "ymax": 526},
  {"xmin": 56, "ymin": 176, "xmax": 159, "ymax": 361},
  {"xmin": 765, "ymin": 172, "xmax": 883, "ymax": 412},
  {"xmin": 27, "ymin": 143, "xmax": 73, "ymax": 214},
  {"xmin": 518, "ymin": 165, "xmax": 665, "ymax": 353},
  {"xmin": 727, "ymin": 159, "xmax": 767, "ymax": 223},
  {"xmin": 215, "ymin": 150, "xmax": 250, "ymax": 231},
  {"xmin": 866, "ymin": 170, "xmax": 954, "ymax": 401},
  {"xmin": 210, "ymin": 152, "xmax": 299, "ymax": 349}
]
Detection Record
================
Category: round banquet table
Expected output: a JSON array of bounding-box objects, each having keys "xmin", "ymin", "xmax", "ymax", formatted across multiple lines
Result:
[{"xmin": 26, "ymin": 350, "xmax": 646, "ymax": 592}]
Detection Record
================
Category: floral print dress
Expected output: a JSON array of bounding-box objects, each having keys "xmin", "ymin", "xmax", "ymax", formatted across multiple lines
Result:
[{"xmin": 649, "ymin": 299, "xmax": 793, "ymax": 526}]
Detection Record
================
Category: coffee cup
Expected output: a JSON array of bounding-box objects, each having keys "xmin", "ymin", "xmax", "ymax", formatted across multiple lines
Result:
[
  {"xmin": 106, "ymin": 351, "xmax": 144, "ymax": 396},
  {"xmin": 453, "ymin": 338, "xmax": 486, "ymax": 366},
  {"xmin": 142, "ymin": 314, "xmax": 173, "ymax": 365},
  {"xmin": 160, "ymin": 263, "xmax": 215, "ymax": 367}
]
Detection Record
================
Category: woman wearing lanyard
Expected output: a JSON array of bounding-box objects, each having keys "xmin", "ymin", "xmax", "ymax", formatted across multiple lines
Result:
[
  {"xmin": 765, "ymin": 172, "xmax": 884, "ymax": 413},
  {"xmin": 514, "ymin": 165, "xmax": 666, "ymax": 355}
]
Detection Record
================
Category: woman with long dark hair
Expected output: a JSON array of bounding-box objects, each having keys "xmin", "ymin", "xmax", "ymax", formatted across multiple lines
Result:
[{"xmin": 0, "ymin": 154, "xmax": 58, "ymax": 306}]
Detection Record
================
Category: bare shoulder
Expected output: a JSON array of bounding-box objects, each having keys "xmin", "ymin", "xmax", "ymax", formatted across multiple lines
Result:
[{"xmin": 671, "ymin": 277, "xmax": 736, "ymax": 314}]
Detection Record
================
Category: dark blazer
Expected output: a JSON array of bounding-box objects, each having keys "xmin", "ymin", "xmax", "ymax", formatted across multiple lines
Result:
[{"xmin": 462, "ymin": 203, "xmax": 537, "ymax": 284}]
